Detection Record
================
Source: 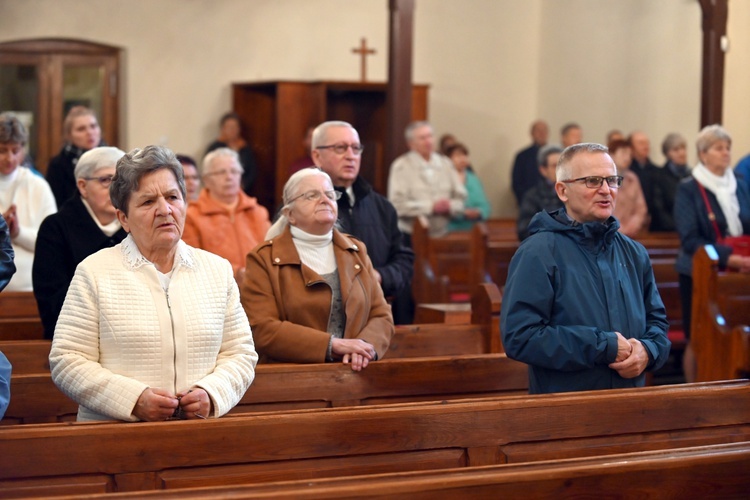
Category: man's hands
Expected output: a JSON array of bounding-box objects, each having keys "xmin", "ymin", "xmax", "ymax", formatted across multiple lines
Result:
[{"xmin": 609, "ymin": 332, "xmax": 649, "ymax": 379}]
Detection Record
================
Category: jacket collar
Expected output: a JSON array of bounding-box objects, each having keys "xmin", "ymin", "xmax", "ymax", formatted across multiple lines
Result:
[
  {"xmin": 120, "ymin": 234, "xmax": 196, "ymax": 270},
  {"xmin": 531, "ymin": 208, "xmax": 620, "ymax": 249}
]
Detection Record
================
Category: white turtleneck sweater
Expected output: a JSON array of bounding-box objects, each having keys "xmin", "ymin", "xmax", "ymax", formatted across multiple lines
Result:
[{"xmin": 289, "ymin": 225, "xmax": 336, "ymax": 275}]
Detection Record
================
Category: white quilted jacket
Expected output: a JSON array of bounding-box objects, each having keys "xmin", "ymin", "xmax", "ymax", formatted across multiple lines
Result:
[{"xmin": 49, "ymin": 235, "xmax": 258, "ymax": 421}]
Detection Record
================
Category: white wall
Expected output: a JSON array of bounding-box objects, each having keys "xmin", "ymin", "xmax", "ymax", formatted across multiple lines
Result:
[{"xmin": 1, "ymin": 0, "xmax": 748, "ymax": 216}]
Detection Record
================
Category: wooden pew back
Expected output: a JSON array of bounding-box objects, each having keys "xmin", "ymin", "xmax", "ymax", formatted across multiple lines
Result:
[{"xmin": 0, "ymin": 291, "xmax": 43, "ymax": 340}]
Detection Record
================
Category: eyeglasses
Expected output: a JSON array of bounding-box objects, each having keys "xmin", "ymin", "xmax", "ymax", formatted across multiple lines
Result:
[
  {"xmin": 83, "ymin": 175, "xmax": 115, "ymax": 187},
  {"xmin": 316, "ymin": 143, "xmax": 365, "ymax": 155},
  {"xmin": 205, "ymin": 168, "xmax": 243, "ymax": 177},
  {"xmin": 561, "ymin": 175, "xmax": 623, "ymax": 189},
  {"xmin": 290, "ymin": 190, "xmax": 342, "ymax": 203}
]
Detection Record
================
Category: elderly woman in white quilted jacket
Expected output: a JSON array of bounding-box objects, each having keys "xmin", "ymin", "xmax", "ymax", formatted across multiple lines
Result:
[{"xmin": 49, "ymin": 145, "xmax": 258, "ymax": 422}]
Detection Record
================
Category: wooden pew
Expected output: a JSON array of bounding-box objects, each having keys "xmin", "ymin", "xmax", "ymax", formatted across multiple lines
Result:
[
  {"xmin": 0, "ymin": 340, "xmax": 51, "ymax": 374},
  {"xmin": 60, "ymin": 441, "xmax": 750, "ymax": 499},
  {"xmin": 0, "ymin": 291, "xmax": 43, "ymax": 340},
  {"xmin": 468, "ymin": 222, "xmax": 519, "ymax": 294},
  {"xmin": 2, "ymin": 353, "xmax": 528, "ymax": 424},
  {"xmin": 691, "ymin": 244, "xmax": 750, "ymax": 382},
  {"xmin": 0, "ymin": 381, "xmax": 748, "ymax": 497}
]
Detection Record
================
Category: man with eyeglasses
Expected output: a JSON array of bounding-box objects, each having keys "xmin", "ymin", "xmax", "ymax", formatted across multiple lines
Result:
[
  {"xmin": 501, "ymin": 143, "xmax": 670, "ymax": 394},
  {"xmin": 387, "ymin": 121, "xmax": 467, "ymax": 239},
  {"xmin": 312, "ymin": 121, "xmax": 415, "ymax": 324},
  {"xmin": 32, "ymin": 147, "xmax": 128, "ymax": 339}
]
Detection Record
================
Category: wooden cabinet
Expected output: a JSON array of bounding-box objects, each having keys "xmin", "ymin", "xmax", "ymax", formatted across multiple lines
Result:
[{"xmin": 232, "ymin": 80, "xmax": 428, "ymax": 211}]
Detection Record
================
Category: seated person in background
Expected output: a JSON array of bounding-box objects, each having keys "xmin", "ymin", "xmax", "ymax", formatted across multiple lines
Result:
[
  {"xmin": 177, "ymin": 154, "xmax": 201, "ymax": 202},
  {"xmin": 0, "ymin": 113, "xmax": 57, "ymax": 291},
  {"xmin": 205, "ymin": 112, "xmax": 258, "ymax": 195},
  {"xmin": 33, "ymin": 147, "xmax": 128, "ymax": 340},
  {"xmin": 734, "ymin": 153, "xmax": 750, "ymax": 192},
  {"xmin": 49, "ymin": 145, "xmax": 257, "ymax": 422},
  {"xmin": 388, "ymin": 121, "xmax": 467, "ymax": 239},
  {"xmin": 609, "ymin": 139, "xmax": 649, "ymax": 237},
  {"xmin": 445, "ymin": 143, "xmax": 491, "ymax": 231},
  {"xmin": 517, "ymin": 144, "xmax": 564, "ymax": 241},
  {"xmin": 0, "ymin": 214, "xmax": 15, "ymax": 291},
  {"xmin": 242, "ymin": 168, "xmax": 394, "ymax": 371},
  {"xmin": 501, "ymin": 143, "xmax": 670, "ymax": 394},
  {"xmin": 183, "ymin": 148, "xmax": 270, "ymax": 281},
  {"xmin": 650, "ymin": 133, "xmax": 691, "ymax": 232},
  {"xmin": 47, "ymin": 106, "xmax": 105, "ymax": 207},
  {"xmin": 287, "ymin": 126, "xmax": 315, "ymax": 177},
  {"xmin": 311, "ymin": 120, "xmax": 415, "ymax": 324}
]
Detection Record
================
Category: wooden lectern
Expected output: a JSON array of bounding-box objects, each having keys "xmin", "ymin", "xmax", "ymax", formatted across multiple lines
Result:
[{"xmin": 232, "ymin": 80, "xmax": 429, "ymax": 211}]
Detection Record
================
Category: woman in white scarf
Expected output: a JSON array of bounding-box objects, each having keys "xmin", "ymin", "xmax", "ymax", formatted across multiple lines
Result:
[{"xmin": 674, "ymin": 124, "xmax": 750, "ymax": 382}]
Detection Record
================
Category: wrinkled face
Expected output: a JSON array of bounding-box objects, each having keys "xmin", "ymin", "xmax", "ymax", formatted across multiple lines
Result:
[
  {"xmin": 287, "ymin": 175, "xmax": 338, "ymax": 235},
  {"xmin": 117, "ymin": 169, "xmax": 186, "ymax": 256},
  {"xmin": 531, "ymin": 122, "xmax": 549, "ymax": 145},
  {"xmin": 699, "ymin": 139, "xmax": 731, "ymax": 175},
  {"xmin": 667, "ymin": 144, "xmax": 687, "ymax": 166},
  {"xmin": 555, "ymin": 152, "xmax": 618, "ymax": 224},
  {"xmin": 182, "ymin": 163, "xmax": 200, "ymax": 201},
  {"xmin": 78, "ymin": 166, "xmax": 116, "ymax": 221},
  {"xmin": 221, "ymin": 118, "xmax": 241, "ymax": 141},
  {"xmin": 203, "ymin": 155, "xmax": 242, "ymax": 202},
  {"xmin": 631, "ymin": 133, "xmax": 650, "ymax": 161},
  {"xmin": 0, "ymin": 142, "xmax": 24, "ymax": 176},
  {"xmin": 539, "ymin": 152, "xmax": 560, "ymax": 183},
  {"xmin": 69, "ymin": 114, "xmax": 101, "ymax": 150},
  {"xmin": 561, "ymin": 127, "xmax": 582, "ymax": 147},
  {"xmin": 449, "ymin": 150, "xmax": 470, "ymax": 172},
  {"xmin": 409, "ymin": 125, "xmax": 435, "ymax": 158},
  {"xmin": 313, "ymin": 126, "xmax": 361, "ymax": 188},
  {"xmin": 610, "ymin": 147, "xmax": 632, "ymax": 170}
]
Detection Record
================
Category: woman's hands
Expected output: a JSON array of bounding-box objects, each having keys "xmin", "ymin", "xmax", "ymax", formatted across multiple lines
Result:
[
  {"xmin": 331, "ymin": 338, "xmax": 376, "ymax": 372},
  {"xmin": 133, "ymin": 387, "xmax": 212, "ymax": 421}
]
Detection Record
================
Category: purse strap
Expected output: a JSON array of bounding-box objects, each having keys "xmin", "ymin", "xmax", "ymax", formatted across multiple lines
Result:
[{"xmin": 696, "ymin": 181, "xmax": 723, "ymax": 241}]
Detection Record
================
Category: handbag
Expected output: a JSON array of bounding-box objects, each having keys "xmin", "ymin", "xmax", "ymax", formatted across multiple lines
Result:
[{"xmin": 697, "ymin": 182, "xmax": 750, "ymax": 257}]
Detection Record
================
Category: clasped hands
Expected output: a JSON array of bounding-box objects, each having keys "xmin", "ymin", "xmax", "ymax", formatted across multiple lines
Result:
[
  {"xmin": 331, "ymin": 338, "xmax": 376, "ymax": 372},
  {"xmin": 608, "ymin": 331, "xmax": 648, "ymax": 379},
  {"xmin": 133, "ymin": 387, "xmax": 212, "ymax": 422}
]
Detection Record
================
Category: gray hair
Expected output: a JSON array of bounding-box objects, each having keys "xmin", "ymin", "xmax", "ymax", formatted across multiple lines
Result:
[
  {"xmin": 0, "ymin": 112, "xmax": 28, "ymax": 145},
  {"xmin": 661, "ymin": 133, "xmax": 687, "ymax": 157},
  {"xmin": 537, "ymin": 144, "xmax": 564, "ymax": 168},
  {"xmin": 201, "ymin": 147, "xmax": 243, "ymax": 176},
  {"xmin": 404, "ymin": 121, "xmax": 432, "ymax": 142},
  {"xmin": 74, "ymin": 147, "xmax": 125, "ymax": 180},
  {"xmin": 556, "ymin": 143, "xmax": 610, "ymax": 181},
  {"xmin": 696, "ymin": 125, "xmax": 731, "ymax": 156},
  {"xmin": 110, "ymin": 145, "xmax": 186, "ymax": 215},
  {"xmin": 311, "ymin": 121, "xmax": 355, "ymax": 150},
  {"xmin": 266, "ymin": 167, "xmax": 334, "ymax": 239}
]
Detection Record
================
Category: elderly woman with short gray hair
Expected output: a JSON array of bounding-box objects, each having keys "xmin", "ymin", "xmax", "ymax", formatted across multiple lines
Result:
[
  {"xmin": 242, "ymin": 167, "xmax": 394, "ymax": 371},
  {"xmin": 49, "ymin": 145, "xmax": 257, "ymax": 422},
  {"xmin": 33, "ymin": 147, "xmax": 128, "ymax": 339}
]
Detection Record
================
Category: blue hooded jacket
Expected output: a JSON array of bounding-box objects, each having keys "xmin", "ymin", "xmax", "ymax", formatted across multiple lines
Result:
[{"xmin": 500, "ymin": 208, "xmax": 670, "ymax": 394}]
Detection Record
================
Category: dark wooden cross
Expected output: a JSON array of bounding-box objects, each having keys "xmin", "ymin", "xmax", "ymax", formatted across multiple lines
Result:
[
  {"xmin": 699, "ymin": 0, "xmax": 729, "ymax": 127},
  {"xmin": 352, "ymin": 37, "xmax": 376, "ymax": 82}
]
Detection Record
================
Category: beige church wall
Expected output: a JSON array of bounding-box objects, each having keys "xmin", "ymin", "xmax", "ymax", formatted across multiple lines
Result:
[{"xmin": 725, "ymin": 0, "xmax": 750, "ymax": 162}]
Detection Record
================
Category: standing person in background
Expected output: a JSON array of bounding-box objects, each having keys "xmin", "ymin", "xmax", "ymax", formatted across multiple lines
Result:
[
  {"xmin": 47, "ymin": 106, "xmax": 104, "ymax": 207},
  {"xmin": 734, "ymin": 153, "xmax": 750, "ymax": 192},
  {"xmin": 177, "ymin": 154, "xmax": 201, "ymax": 203},
  {"xmin": 609, "ymin": 139, "xmax": 649, "ymax": 238},
  {"xmin": 628, "ymin": 131, "xmax": 658, "ymax": 219},
  {"xmin": 33, "ymin": 147, "xmax": 128, "ymax": 339},
  {"xmin": 517, "ymin": 144, "xmax": 564, "ymax": 241},
  {"xmin": 0, "ymin": 113, "xmax": 57, "ymax": 291},
  {"xmin": 560, "ymin": 122, "xmax": 583, "ymax": 148},
  {"xmin": 0, "ymin": 213, "xmax": 15, "ymax": 290},
  {"xmin": 287, "ymin": 126, "xmax": 315, "ymax": 177},
  {"xmin": 651, "ymin": 133, "xmax": 691, "ymax": 232},
  {"xmin": 511, "ymin": 120, "xmax": 549, "ymax": 205},
  {"xmin": 445, "ymin": 143, "xmax": 491, "ymax": 231},
  {"xmin": 387, "ymin": 121, "xmax": 466, "ymax": 239},
  {"xmin": 312, "ymin": 121, "xmax": 414, "ymax": 324},
  {"xmin": 205, "ymin": 112, "xmax": 258, "ymax": 195}
]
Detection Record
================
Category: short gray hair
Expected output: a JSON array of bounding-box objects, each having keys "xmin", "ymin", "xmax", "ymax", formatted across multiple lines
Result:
[
  {"xmin": 404, "ymin": 121, "xmax": 431, "ymax": 142},
  {"xmin": 266, "ymin": 167, "xmax": 334, "ymax": 239},
  {"xmin": 74, "ymin": 147, "xmax": 125, "ymax": 180},
  {"xmin": 0, "ymin": 113, "xmax": 28, "ymax": 145},
  {"xmin": 537, "ymin": 144, "xmax": 563, "ymax": 168},
  {"xmin": 696, "ymin": 125, "xmax": 731, "ymax": 156},
  {"xmin": 556, "ymin": 143, "xmax": 609, "ymax": 181},
  {"xmin": 110, "ymin": 145, "xmax": 186, "ymax": 215},
  {"xmin": 311, "ymin": 121, "xmax": 355, "ymax": 150},
  {"xmin": 201, "ymin": 147, "xmax": 242, "ymax": 176},
  {"xmin": 661, "ymin": 133, "xmax": 687, "ymax": 157}
]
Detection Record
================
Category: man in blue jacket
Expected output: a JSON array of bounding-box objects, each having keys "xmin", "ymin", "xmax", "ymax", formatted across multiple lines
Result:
[{"xmin": 501, "ymin": 143, "xmax": 670, "ymax": 394}]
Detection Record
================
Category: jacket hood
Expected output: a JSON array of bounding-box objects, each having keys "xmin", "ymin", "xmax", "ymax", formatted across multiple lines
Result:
[{"xmin": 528, "ymin": 208, "xmax": 621, "ymax": 250}]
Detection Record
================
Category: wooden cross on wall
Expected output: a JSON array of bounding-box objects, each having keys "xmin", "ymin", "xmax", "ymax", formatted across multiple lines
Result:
[{"xmin": 352, "ymin": 37, "xmax": 376, "ymax": 82}]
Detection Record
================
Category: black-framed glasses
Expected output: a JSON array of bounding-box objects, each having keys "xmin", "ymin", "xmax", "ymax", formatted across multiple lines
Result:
[
  {"xmin": 316, "ymin": 143, "xmax": 365, "ymax": 155},
  {"xmin": 290, "ymin": 190, "xmax": 342, "ymax": 203},
  {"xmin": 83, "ymin": 175, "xmax": 115, "ymax": 187},
  {"xmin": 561, "ymin": 175, "xmax": 623, "ymax": 189}
]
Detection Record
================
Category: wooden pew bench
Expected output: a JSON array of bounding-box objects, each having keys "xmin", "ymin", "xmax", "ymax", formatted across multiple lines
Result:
[
  {"xmin": 691, "ymin": 244, "xmax": 750, "ymax": 382},
  {"xmin": 61, "ymin": 441, "xmax": 750, "ymax": 499},
  {"xmin": 0, "ymin": 381, "xmax": 748, "ymax": 497},
  {"xmin": 0, "ymin": 292, "xmax": 43, "ymax": 340}
]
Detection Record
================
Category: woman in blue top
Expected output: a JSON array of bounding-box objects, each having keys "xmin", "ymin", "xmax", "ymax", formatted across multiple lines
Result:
[{"xmin": 445, "ymin": 143, "xmax": 491, "ymax": 231}]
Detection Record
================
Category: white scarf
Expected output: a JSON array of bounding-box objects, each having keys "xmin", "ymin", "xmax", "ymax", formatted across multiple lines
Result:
[
  {"xmin": 692, "ymin": 162, "xmax": 742, "ymax": 236},
  {"xmin": 290, "ymin": 225, "xmax": 336, "ymax": 275}
]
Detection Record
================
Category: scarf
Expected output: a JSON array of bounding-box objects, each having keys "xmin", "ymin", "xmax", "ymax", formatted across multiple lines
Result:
[{"xmin": 692, "ymin": 162, "xmax": 742, "ymax": 236}]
